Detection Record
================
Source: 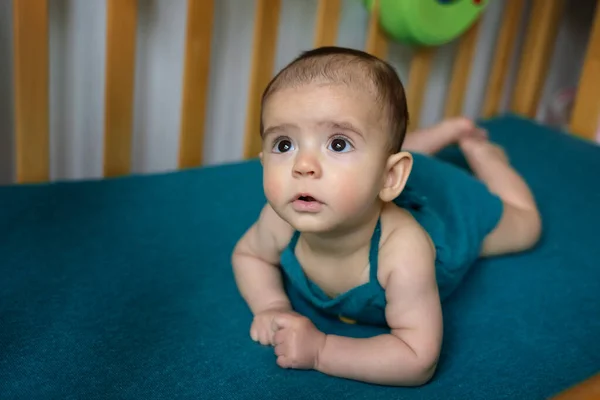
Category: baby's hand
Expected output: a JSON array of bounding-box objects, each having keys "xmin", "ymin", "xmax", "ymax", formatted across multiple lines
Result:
[
  {"xmin": 272, "ymin": 313, "xmax": 326, "ymax": 370},
  {"xmin": 250, "ymin": 306, "xmax": 297, "ymax": 346}
]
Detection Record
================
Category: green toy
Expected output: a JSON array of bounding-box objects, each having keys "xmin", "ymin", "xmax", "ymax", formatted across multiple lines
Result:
[{"xmin": 363, "ymin": 0, "xmax": 489, "ymax": 47}]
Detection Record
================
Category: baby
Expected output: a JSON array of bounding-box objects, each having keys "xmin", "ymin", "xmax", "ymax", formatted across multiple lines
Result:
[{"xmin": 231, "ymin": 46, "xmax": 541, "ymax": 386}]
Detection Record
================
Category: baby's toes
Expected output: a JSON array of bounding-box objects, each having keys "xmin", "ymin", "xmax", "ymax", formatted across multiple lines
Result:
[
  {"xmin": 472, "ymin": 127, "xmax": 488, "ymax": 139},
  {"xmin": 458, "ymin": 136, "xmax": 484, "ymax": 153},
  {"xmin": 460, "ymin": 137, "xmax": 508, "ymax": 165},
  {"xmin": 446, "ymin": 116, "xmax": 474, "ymax": 131},
  {"xmin": 490, "ymin": 143, "xmax": 509, "ymax": 163}
]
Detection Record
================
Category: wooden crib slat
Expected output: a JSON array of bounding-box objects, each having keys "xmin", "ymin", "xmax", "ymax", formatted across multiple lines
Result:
[
  {"xmin": 482, "ymin": 0, "xmax": 526, "ymax": 118},
  {"xmin": 243, "ymin": 0, "xmax": 281, "ymax": 159},
  {"xmin": 178, "ymin": 0, "xmax": 214, "ymax": 169},
  {"xmin": 103, "ymin": 0, "xmax": 137, "ymax": 178},
  {"xmin": 510, "ymin": 0, "xmax": 565, "ymax": 118},
  {"xmin": 444, "ymin": 21, "xmax": 481, "ymax": 118},
  {"xmin": 406, "ymin": 48, "xmax": 435, "ymax": 131},
  {"xmin": 314, "ymin": 0, "xmax": 341, "ymax": 47},
  {"xmin": 13, "ymin": 0, "xmax": 49, "ymax": 183},
  {"xmin": 569, "ymin": 2, "xmax": 600, "ymax": 140},
  {"xmin": 365, "ymin": 0, "xmax": 388, "ymax": 59}
]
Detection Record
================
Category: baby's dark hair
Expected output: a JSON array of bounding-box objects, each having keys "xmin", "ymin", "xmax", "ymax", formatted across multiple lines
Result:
[{"xmin": 260, "ymin": 46, "xmax": 409, "ymax": 153}]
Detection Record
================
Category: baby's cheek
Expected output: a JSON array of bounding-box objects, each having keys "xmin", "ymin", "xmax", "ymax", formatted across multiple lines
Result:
[
  {"xmin": 332, "ymin": 181, "xmax": 370, "ymax": 214},
  {"xmin": 263, "ymin": 175, "xmax": 283, "ymax": 204}
]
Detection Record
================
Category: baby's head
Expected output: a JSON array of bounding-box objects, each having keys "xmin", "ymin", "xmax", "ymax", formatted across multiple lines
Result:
[{"xmin": 259, "ymin": 46, "xmax": 413, "ymax": 233}]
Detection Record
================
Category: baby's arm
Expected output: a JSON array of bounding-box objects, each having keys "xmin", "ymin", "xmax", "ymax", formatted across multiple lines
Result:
[
  {"xmin": 232, "ymin": 204, "xmax": 295, "ymax": 343},
  {"xmin": 315, "ymin": 223, "xmax": 443, "ymax": 386}
]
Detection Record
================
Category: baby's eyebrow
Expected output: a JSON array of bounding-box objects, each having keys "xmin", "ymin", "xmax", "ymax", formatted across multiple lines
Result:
[
  {"xmin": 318, "ymin": 120, "xmax": 365, "ymax": 138},
  {"xmin": 262, "ymin": 123, "xmax": 298, "ymax": 137}
]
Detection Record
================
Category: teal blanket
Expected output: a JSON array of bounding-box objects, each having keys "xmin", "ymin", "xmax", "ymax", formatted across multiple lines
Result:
[{"xmin": 1, "ymin": 115, "xmax": 599, "ymax": 399}]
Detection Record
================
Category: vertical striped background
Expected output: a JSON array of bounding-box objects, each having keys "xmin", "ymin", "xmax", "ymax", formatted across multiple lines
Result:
[{"xmin": 1, "ymin": 0, "xmax": 598, "ymax": 184}]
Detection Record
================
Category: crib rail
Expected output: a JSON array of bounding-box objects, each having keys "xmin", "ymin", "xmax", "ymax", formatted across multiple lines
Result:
[
  {"xmin": 11, "ymin": 0, "xmax": 600, "ymax": 183},
  {"xmin": 179, "ymin": 0, "xmax": 214, "ymax": 170},
  {"xmin": 103, "ymin": 0, "xmax": 137, "ymax": 178},
  {"xmin": 244, "ymin": 0, "xmax": 281, "ymax": 160},
  {"xmin": 13, "ymin": 0, "xmax": 49, "ymax": 183},
  {"xmin": 570, "ymin": 1, "xmax": 600, "ymax": 139}
]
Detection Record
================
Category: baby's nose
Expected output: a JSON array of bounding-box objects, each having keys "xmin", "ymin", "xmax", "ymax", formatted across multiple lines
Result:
[{"xmin": 293, "ymin": 153, "xmax": 322, "ymax": 177}]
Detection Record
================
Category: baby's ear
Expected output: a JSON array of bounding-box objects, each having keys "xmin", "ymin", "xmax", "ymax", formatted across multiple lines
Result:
[
  {"xmin": 379, "ymin": 151, "xmax": 413, "ymax": 202},
  {"xmin": 259, "ymin": 152, "xmax": 264, "ymax": 165}
]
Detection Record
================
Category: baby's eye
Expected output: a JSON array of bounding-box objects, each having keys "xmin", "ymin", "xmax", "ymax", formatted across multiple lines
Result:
[
  {"xmin": 272, "ymin": 137, "xmax": 294, "ymax": 153},
  {"xmin": 328, "ymin": 137, "xmax": 353, "ymax": 153}
]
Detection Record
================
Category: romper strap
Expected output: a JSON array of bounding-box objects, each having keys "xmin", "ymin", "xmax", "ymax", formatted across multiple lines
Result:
[{"xmin": 369, "ymin": 218, "xmax": 381, "ymax": 282}]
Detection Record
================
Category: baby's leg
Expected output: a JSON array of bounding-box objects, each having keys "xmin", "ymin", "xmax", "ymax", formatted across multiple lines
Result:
[
  {"xmin": 459, "ymin": 137, "xmax": 542, "ymax": 257},
  {"xmin": 402, "ymin": 117, "xmax": 487, "ymax": 155}
]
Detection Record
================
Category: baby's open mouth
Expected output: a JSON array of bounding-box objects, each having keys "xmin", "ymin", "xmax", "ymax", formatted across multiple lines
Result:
[
  {"xmin": 292, "ymin": 193, "xmax": 323, "ymax": 212},
  {"xmin": 298, "ymin": 195, "xmax": 316, "ymax": 202}
]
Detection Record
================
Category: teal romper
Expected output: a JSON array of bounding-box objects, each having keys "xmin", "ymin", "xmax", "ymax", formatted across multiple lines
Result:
[{"xmin": 279, "ymin": 152, "xmax": 504, "ymax": 328}]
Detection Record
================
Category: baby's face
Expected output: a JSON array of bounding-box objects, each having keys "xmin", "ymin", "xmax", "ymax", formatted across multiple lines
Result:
[{"xmin": 260, "ymin": 83, "xmax": 390, "ymax": 233}]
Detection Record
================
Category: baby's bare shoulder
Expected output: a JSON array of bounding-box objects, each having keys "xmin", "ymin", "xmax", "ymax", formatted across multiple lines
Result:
[{"xmin": 376, "ymin": 203, "xmax": 437, "ymax": 288}]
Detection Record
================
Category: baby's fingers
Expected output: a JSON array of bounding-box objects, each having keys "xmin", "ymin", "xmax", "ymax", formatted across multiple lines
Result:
[
  {"xmin": 276, "ymin": 355, "xmax": 292, "ymax": 369},
  {"xmin": 250, "ymin": 321, "xmax": 272, "ymax": 345},
  {"xmin": 274, "ymin": 343, "xmax": 285, "ymax": 357},
  {"xmin": 273, "ymin": 328, "xmax": 287, "ymax": 346},
  {"xmin": 258, "ymin": 328, "xmax": 272, "ymax": 346}
]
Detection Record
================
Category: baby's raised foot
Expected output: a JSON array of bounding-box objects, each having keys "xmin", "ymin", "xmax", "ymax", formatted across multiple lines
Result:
[
  {"xmin": 459, "ymin": 136, "xmax": 509, "ymax": 180},
  {"xmin": 460, "ymin": 136, "xmax": 508, "ymax": 163},
  {"xmin": 433, "ymin": 117, "xmax": 487, "ymax": 143},
  {"xmin": 403, "ymin": 117, "xmax": 488, "ymax": 155}
]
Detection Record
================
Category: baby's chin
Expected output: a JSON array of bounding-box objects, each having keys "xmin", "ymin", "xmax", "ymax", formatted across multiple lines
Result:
[{"xmin": 283, "ymin": 211, "xmax": 353, "ymax": 235}]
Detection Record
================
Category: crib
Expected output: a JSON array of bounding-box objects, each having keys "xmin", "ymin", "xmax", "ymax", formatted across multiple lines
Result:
[{"xmin": 2, "ymin": 0, "xmax": 600, "ymax": 398}]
